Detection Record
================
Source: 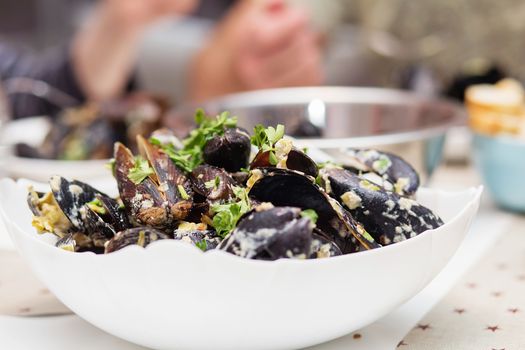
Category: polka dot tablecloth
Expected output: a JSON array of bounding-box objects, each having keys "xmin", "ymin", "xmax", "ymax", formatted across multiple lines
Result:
[{"xmin": 399, "ymin": 220, "xmax": 525, "ymax": 349}]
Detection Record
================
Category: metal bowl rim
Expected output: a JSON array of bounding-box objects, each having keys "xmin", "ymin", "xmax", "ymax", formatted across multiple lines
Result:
[{"xmin": 181, "ymin": 86, "xmax": 466, "ymax": 148}]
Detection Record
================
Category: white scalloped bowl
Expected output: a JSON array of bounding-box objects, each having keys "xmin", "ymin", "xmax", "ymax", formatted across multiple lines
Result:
[{"xmin": 0, "ymin": 178, "xmax": 481, "ymax": 350}]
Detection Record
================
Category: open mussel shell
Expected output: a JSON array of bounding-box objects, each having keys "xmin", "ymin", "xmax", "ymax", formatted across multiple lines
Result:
[
  {"xmin": 174, "ymin": 228, "xmax": 221, "ymax": 251},
  {"xmin": 203, "ymin": 127, "xmax": 251, "ymax": 172},
  {"xmin": 248, "ymin": 168, "xmax": 379, "ymax": 254},
  {"xmin": 218, "ymin": 206, "xmax": 314, "ymax": 260},
  {"xmin": 320, "ymin": 167, "xmax": 443, "ymax": 246},
  {"xmin": 105, "ymin": 227, "xmax": 171, "ymax": 253},
  {"xmin": 114, "ymin": 142, "xmax": 172, "ymax": 227},
  {"xmin": 343, "ymin": 149, "xmax": 419, "ymax": 196},
  {"xmin": 137, "ymin": 135, "xmax": 193, "ymax": 221},
  {"xmin": 190, "ymin": 164, "xmax": 236, "ymax": 203},
  {"xmin": 49, "ymin": 176, "xmax": 111, "ymax": 232},
  {"xmin": 250, "ymin": 148, "xmax": 318, "ymax": 178}
]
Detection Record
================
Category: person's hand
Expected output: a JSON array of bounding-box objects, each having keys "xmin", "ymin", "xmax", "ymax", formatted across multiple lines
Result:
[
  {"xmin": 189, "ymin": 0, "xmax": 323, "ymax": 101},
  {"xmin": 72, "ymin": 0, "xmax": 199, "ymax": 101},
  {"xmin": 101, "ymin": 0, "xmax": 198, "ymax": 30}
]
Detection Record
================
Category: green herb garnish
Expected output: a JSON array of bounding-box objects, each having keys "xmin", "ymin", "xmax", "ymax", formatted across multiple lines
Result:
[
  {"xmin": 195, "ymin": 240, "xmax": 208, "ymax": 251},
  {"xmin": 87, "ymin": 198, "xmax": 106, "ymax": 215},
  {"xmin": 300, "ymin": 209, "xmax": 318, "ymax": 225},
  {"xmin": 210, "ymin": 186, "xmax": 251, "ymax": 238},
  {"xmin": 128, "ymin": 156, "xmax": 155, "ymax": 184},
  {"xmin": 149, "ymin": 110, "xmax": 237, "ymax": 172},
  {"xmin": 250, "ymin": 124, "xmax": 285, "ymax": 166},
  {"xmin": 204, "ymin": 176, "xmax": 221, "ymax": 190},
  {"xmin": 177, "ymin": 184, "xmax": 190, "ymax": 200}
]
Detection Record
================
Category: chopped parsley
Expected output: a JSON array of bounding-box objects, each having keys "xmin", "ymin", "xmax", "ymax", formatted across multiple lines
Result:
[
  {"xmin": 250, "ymin": 124, "xmax": 285, "ymax": 165},
  {"xmin": 177, "ymin": 184, "xmax": 190, "ymax": 200},
  {"xmin": 195, "ymin": 240, "xmax": 208, "ymax": 251},
  {"xmin": 210, "ymin": 186, "xmax": 251, "ymax": 238},
  {"xmin": 128, "ymin": 156, "xmax": 155, "ymax": 184},
  {"xmin": 204, "ymin": 176, "xmax": 221, "ymax": 190},
  {"xmin": 372, "ymin": 155, "xmax": 392, "ymax": 174},
  {"xmin": 86, "ymin": 198, "xmax": 106, "ymax": 215},
  {"xmin": 149, "ymin": 110, "xmax": 237, "ymax": 172},
  {"xmin": 300, "ymin": 209, "xmax": 318, "ymax": 225}
]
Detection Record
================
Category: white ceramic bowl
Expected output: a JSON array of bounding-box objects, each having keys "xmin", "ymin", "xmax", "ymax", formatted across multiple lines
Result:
[{"xmin": 0, "ymin": 178, "xmax": 481, "ymax": 350}]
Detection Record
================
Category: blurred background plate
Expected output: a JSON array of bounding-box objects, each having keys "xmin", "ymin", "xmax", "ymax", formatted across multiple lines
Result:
[
  {"xmin": 0, "ymin": 117, "xmax": 110, "ymax": 182},
  {"xmin": 175, "ymin": 86, "xmax": 466, "ymax": 182}
]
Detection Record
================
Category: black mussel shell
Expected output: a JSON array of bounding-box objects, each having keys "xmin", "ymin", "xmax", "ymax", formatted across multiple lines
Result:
[
  {"xmin": 49, "ymin": 176, "xmax": 111, "ymax": 232},
  {"xmin": 105, "ymin": 227, "xmax": 171, "ymax": 253},
  {"xmin": 218, "ymin": 206, "xmax": 313, "ymax": 260},
  {"xmin": 286, "ymin": 149, "xmax": 318, "ymax": 177},
  {"xmin": 27, "ymin": 190, "xmax": 47, "ymax": 216},
  {"xmin": 320, "ymin": 167, "xmax": 443, "ymax": 246},
  {"xmin": 251, "ymin": 146, "xmax": 318, "ymax": 178},
  {"xmin": 96, "ymin": 195, "xmax": 130, "ymax": 232},
  {"xmin": 248, "ymin": 168, "xmax": 379, "ymax": 254},
  {"xmin": 203, "ymin": 128, "xmax": 251, "ymax": 172},
  {"xmin": 343, "ymin": 149, "xmax": 419, "ymax": 196},
  {"xmin": 191, "ymin": 165, "xmax": 236, "ymax": 203},
  {"xmin": 174, "ymin": 228, "xmax": 221, "ymax": 251},
  {"xmin": 230, "ymin": 171, "xmax": 250, "ymax": 186},
  {"xmin": 309, "ymin": 229, "xmax": 342, "ymax": 258},
  {"xmin": 55, "ymin": 233, "xmax": 76, "ymax": 252}
]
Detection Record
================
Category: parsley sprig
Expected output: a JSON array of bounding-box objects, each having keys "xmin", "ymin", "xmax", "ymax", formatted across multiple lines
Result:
[
  {"xmin": 204, "ymin": 176, "xmax": 221, "ymax": 190},
  {"xmin": 195, "ymin": 240, "xmax": 208, "ymax": 251},
  {"xmin": 210, "ymin": 186, "xmax": 251, "ymax": 238},
  {"xmin": 128, "ymin": 156, "xmax": 155, "ymax": 184},
  {"xmin": 250, "ymin": 124, "xmax": 285, "ymax": 165},
  {"xmin": 300, "ymin": 209, "xmax": 318, "ymax": 225},
  {"xmin": 149, "ymin": 110, "xmax": 237, "ymax": 172}
]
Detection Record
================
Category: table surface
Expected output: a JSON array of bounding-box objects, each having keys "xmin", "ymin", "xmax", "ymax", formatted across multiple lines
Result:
[{"xmin": 0, "ymin": 165, "xmax": 520, "ymax": 350}]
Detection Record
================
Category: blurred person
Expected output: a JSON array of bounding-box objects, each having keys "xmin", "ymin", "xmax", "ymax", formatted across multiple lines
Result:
[
  {"xmin": 188, "ymin": 0, "xmax": 323, "ymax": 101},
  {"xmin": 0, "ymin": 0, "xmax": 323, "ymax": 119},
  {"xmin": 1, "ymin": 0, "xmax": 198, "ymax": 118}
]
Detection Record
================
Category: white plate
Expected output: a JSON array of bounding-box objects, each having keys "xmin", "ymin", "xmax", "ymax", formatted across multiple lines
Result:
[
  {"xmin": 0, "ymin": 117, "xmax": 111, "ymax": 182},
  {"xmin": 0, "ymin": 178, "xmax": 481, "ymax": 350}
]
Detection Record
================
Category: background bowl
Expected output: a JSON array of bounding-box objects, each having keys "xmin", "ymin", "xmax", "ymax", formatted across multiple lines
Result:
[
  {"xmin": 473, "ymin": 133, "xmax": 525, "ymax": 212},
  {"xmin": 0, "ymin": 117, "xmax": 110, "ymax": 182},
  {"xmin": 174, "ymin": 87, "xmax": 465, "ymax": 182},
  {"xmin": 0, "ymin": 178, "xmax": 481, "ymax": 350}
]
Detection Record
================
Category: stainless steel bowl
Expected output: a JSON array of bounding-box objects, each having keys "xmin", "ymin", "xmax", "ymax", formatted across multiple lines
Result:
[{"xmin": 174, "ymin": 87, "xmax": 466, "ymax": 181}]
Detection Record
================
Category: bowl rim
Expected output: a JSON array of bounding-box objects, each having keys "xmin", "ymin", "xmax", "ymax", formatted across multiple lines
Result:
[
  {"xmin": 176, "ymin": 86, "xmax": 467, "ymax": 148},
  {"xmin": 1, "ymin": 177, "xmax": 483, "ymax": 266}
]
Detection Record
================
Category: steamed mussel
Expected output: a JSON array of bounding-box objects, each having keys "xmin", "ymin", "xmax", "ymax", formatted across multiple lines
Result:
[
  {"xmin": 342, "ymin": 149, "xmax": 419, "ymax": 197},
  {"xmin": 27, "ymin": 110, "xmax": 444, "ymax": 259},
  {"xmin": 319, "ymin": 166, "xmax": 442, "ymax": 245}
]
